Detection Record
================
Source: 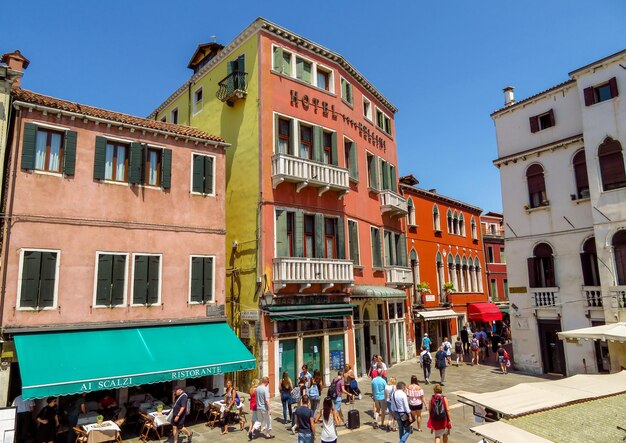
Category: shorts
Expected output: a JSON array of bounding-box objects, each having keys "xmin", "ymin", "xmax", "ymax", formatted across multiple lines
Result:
[
  {"xmin": 173, "ymin": 416, "xmax": 186, "ymax": 428},
  {"xmin": 333, "ymin": 397, "xmax": 342, "ymax": 411},
  {"xmin": 386, "ymin": 401, "xmax": 392, "ymax": 413},
  {"xmin": 374, "ymin": 399, "xmax": 387, "ymax": 413},
  {"xmin": 498, "ymin": 356, "xmax": 505, "ymax": 363},
  {"xmin": 409, "ymin": 404, "xmax": 423, "ymax": 411},
  {"xmin": 434, "ymin": 428, "xmax": 450, "ymax": 437}
]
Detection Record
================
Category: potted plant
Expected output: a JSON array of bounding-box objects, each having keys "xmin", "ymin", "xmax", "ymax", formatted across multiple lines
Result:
[
  {"xmin": 96, "ymin": 415, "xmax": 104, "ymax": 425},
  {"xmin": 442, "ymin": 282, "xmax": 456, "ymax": 304},
  {"xmin": 415, "ymin": 282, "xmax": 430, "ymax": 306},
  {"xmin": 156, "ymin": 404, "xmax": 164, "ymax": 414}
]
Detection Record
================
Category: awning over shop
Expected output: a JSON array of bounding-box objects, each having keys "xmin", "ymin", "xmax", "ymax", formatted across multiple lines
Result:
[
  {"xmin": 14, "ymin": 321, "xmax": 256, "ymax": 400},
  {"xmin": 350, "ymin": 285, "xmax": 407, "ymax": 301},
  {"xmin": 470, "ymin": 421, "xmax": 553, "ymax": 443},
  {"xmin": 557, "ymin": 322, "xmax": 626, "ymax": 343},
  {"xmin": 415, "ymin": 309, "xmax": 460, "ymax": 321},
  {"xmin": 468, "ymin": 302, "xmax": 503, "ymax": 322},
  {"xmin": 265, "ymin": 304, "xmax": 357, "ymax": 321},
  {"xmin": 498, "ymin": 304, "xmax": 510, "ymax": 314}
]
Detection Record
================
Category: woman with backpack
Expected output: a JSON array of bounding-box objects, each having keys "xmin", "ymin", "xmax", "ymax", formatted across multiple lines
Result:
[
  {"xmin": 279, "ymin": 371, "xmax": 294, "ymax": 425},
  {"xmin": 470, "ymin": 333, "xmax": 480, "ymax": 365},
  {"xmin": 407, "ymin": 375, "xmax": 426, "ymax": 432},
  {"xmin": 344, "ymin": 363, "xmax": 361, "ymax": 401},
  {"xmin": 442, "ymin": 337, "xmax": 452, "ymax": 366},
  {"xmin": 315, "ymin": 397, "xmax": 342, "ymax": 443},
  {"xmin": 454, "ymin": 336, "xmax": 463, "ymax": 366},
  {"xmin": 496, "ymin": 343, "xmax": 509, "ymax": 374},
  {"xmin": 308, "ymin": 370, "xmax": 322, "ymax": 415},
  {"xmin": 427, "ymin": 384, "xmax": 451, "ymax": 443}
]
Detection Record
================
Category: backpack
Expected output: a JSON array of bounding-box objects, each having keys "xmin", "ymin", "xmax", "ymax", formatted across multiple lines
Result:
[
  {"xmin": 471, "ymin": 339, "xmax": 479, "ymax": 351},
  {"xmin": 431, "ymin": 395, "xmax": 447, "ymax": 421},
  {"xmin": 327, "ymin": 378, "xmax": 339, "ymax": 400},
  {"xmin": 290, "ymin": 387, "xmax": 301, "ymax": 404},
  {"xmin": 422, "ymin": 351, "xmax": 432, "ymax": 366},
  {"xmin": 308, "ymin": 383, "xmax": 320, "ymax": 400},
  {"xmin": 443, "ymin": 342, "xmax": 451, "ymax": 352}
]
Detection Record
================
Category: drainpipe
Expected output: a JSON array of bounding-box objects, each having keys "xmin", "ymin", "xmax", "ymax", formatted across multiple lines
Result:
[{"xmin": 187, "ymin": 81, "xmax": 192, "ymax": 125}]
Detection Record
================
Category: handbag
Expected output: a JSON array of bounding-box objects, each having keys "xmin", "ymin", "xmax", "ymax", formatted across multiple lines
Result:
[{"xmin": 349, "ymin": 380, "xmax": 358, "ymax": 390}]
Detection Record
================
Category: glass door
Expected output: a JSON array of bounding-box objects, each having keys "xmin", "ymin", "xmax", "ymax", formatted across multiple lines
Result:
[
  {"xmin": 279, "ymin": 339, "xmax": 297, "ymax": 383},
  {"xmin": 303, "ymin": 336, "xmax": 323, "ymax": 375}
]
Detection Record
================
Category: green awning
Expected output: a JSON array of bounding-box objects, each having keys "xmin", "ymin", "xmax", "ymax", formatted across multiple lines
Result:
[
  {"xmin": 350, "ymin": 285, "xmax": 407, "ymax": 300},
  {"xmin": 14, "ymin": 322, "xmax": 255, "ymax": 400},
  {"xmin": 499, "ymin": 305, "xmax": 510, "ymax": 313},
  {"xmin": 266, "ymin": 304, "xmax": 356, "ymax": 321}
]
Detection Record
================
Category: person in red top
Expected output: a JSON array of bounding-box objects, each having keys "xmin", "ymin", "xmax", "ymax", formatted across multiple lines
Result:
[
  {"xmin": 247, "ymin": 378, "xmax": 259, "ymax": 437},
  {"xmin": 427, "ymin": 384, "xmax": 451, "ymax": 443}
]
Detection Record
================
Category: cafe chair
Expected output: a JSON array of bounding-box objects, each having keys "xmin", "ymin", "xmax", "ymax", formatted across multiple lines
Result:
[
  {"xmin": 138, "ymin": 413, "xmax": 161, "ymax": 441},
  {"xmin": 193, "ymin": 399, "xmax": 207, "ymax": 423},
  {"xmin": 206, "ymin": 404, "xmax": 222, "ymax": 429},
  {"xmin": 72, "ymin": 427, "xmax": 88, "ymax": 443},
  {"xmin": 114, "ymin": 418, "xmax": 125, "ymax": 442}
]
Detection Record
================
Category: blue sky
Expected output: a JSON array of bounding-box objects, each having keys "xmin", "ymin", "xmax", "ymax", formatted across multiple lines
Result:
[{"xmin": 3, "ymin": 1, "xmax": 625, "ymax": 212}]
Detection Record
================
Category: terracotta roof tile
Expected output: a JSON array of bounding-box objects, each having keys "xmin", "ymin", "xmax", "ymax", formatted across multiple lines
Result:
[{"xmin": 12, "ymin": 89, "xmax": 225, "ymax": 143}]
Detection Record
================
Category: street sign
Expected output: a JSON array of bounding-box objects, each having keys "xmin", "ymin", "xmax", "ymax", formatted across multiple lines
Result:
[{"xmin": 240, "ymin": 310, "xmax": 260, "ymax": 321}]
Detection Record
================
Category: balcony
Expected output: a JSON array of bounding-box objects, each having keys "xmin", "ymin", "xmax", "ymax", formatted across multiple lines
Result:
[
  {"xmin": 380, "ymin": 190, "xmax": 408, "ymax": 216},
  {"xmin": 610, "ymin": 286, "xmax": 626, "ymax": 309},
  {"xmin": 530, "ymin": 287, "xmax": 559, "ymax": 307},
  {"xmin": 384, "ymin": 266, "xmax": 412, "ymax": 288},
  {"xmin": 273, "ymin": 257, "xmax": 354, "ymax": 292},
  {"xmin": 583, "ymin": 286, "xmax": 603, "ymax": 307},
  {"xmin": 271, "ymin": 154, "xmax": 350, "ymax": 197},
  {"xmin": 216, "ymin": 71, "xmax": 247, "ymax": 106}
]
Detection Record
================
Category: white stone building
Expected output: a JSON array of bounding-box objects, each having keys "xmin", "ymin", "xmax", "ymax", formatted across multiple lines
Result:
[{"xmin": 492, "ymin": 49, "xmax": 626, "ymax": 376}]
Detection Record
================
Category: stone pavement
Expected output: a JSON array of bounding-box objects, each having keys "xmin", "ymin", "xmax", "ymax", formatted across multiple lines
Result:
[{"xmin": 125, "ymin": 356, "xmax": 555, "ymax": 443}]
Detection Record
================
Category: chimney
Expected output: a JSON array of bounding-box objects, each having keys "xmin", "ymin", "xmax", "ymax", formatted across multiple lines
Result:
[
  {"xmin": 503, "ymin": 86, "xmax": 515, "ymax": 106},
  {"xmin": 1, "ymin": 50, "xmax": 29, "ymax": 88}
]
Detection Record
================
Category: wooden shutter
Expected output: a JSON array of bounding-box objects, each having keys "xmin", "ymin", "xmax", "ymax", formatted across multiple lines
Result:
[
  {"xmin": 548, "ymin": 109, "xmax": 555, "ymax": 127},
  {"xmin": 192, "ymin": 154, "xmax": 204, "ymax": 193},
  {"xmin": 203, "ymin": 257, "xmax": 213, "ymax": 302},
  {"xmin": 96, "ymin": 254, "xmax": 113, "ymax": 306},
  {"xmin": 580, "ymin": 253, "xmax": 594, "ymax": 286},
  {"xmin": 599, "ymin": 140, "xmax": 626, "ymax": 190},
  {"xmin": 615, "ymin": 245, "xmax": 626, "ymax": 285},
  {"xmin": 133, "ymin": 255, "xmax": 148, "ymax": 304},
  {"xmin": 349, "ymin": 141, "xmax": 358, "ymax": 179},
  {"xmin": 288, "ymin": 119, "xmax": 296, "ymax": 155},
  {"xmin": 529, "ymin": 115, "xmax": 539, "ymax": 133},
  {"xmin": 20, "ymin": 251, "xmax": 41, "ymax": 308},
  {"xmin": 527, "ymin": 257, "xmax": 537, "ymax": 288},
  {"xmin": 390, "ymin": 165, "xmax": 397, "ymax": 192},
  {"xmin": 583, "ymin": 87, "xmax": 594, "ymax": 106},
  {"xmin": 383, "ymin": 231, "xmax": 391, "ymax": 266},
  {"xmin": 273, "ymin": 46, "xmax": 283, "ymax": 72},
  {"xmin": 573, "ymin": 151, "xmax": 589, "ymax": 193},
  {"xmin": 129, "ymin": 142, "xmax": 144, "ymax": 184},
  {"xmin": 313, "ymin": 126, "xmax": 323, "ymax": 162},
  {"xmin": 21, "ymin": 123, "xmax": 38, "ymax": 170},
  {"xmin": 398, "ymin": 234, "xmax": 407, "ymax": 267},
  {"xmin": 331, "ymin": 132, "xmax": 338, "ymax": 166},
  {"xmin": 349, "ymin": 221, "xmax": 359, "ymax": 264},
  {"xmin": 296, "ymin": 58, "xmax": 304, "ymax": 80},
  {"xmin": 275, "ymin": 210, "xmax": 288, "ymax": 257},
  {"xmin": 274, "ymin": 115, "xmax": 281, "ymax": 154},
  {"xmin": 294, "ymin": 210, "xmax": 304, "ymax": 257},
  {"xmin": 205, "ymin": 156, "xmax": 214, "ymax": 194},
  {"xmin": 147, "ymin": 256, "xmax": 160, "ymax": 305},
  {"xmin": 336, "ymin": 216, "xmax": 345, "ymax": 260},
  {"xmin": 372, "ymin": 228, "xmax": 382, "ymax": 268},
  {"xmin": 161, "ymin": 148, "xmax": 172, "ymax": 189},
  {"xmin": 63, "ymin": 130, "xmax": 77, "ymax": 176},
  {"xmin": 226, "ymin": 60, "xmax": 235, "ymax": 92},
  {"xmin": 190, "ymin": 257, "xmax": 203, "ymax": 303},
  {"xmin": 39, "ymin": 252, "xmax": 57, "ymax": 308},
  {"xmin": 93, "ymin": 136, "xmax": 107, "ymax": 180},
  {"xmin": 314, "ymin": 213, "xmax": 324, "ymax": 259},
  {"xmin": 526, "ymin": 164, "xmax": 546, "ymax": 195},
  {"xmin": 609, "ymin": 77, "xmax": 619, "ymax": 99},
  {"xmin": 111, "ymin": 255, "xmax": 126, "ymax": 306}
]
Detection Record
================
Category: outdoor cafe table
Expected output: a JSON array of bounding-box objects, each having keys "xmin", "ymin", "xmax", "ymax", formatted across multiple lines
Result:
[
  {"xmin": 213, "ymin": 400, "xmax": 243, "ymax": 414},
  {"xmin": 82, "ymin": 421, "xmax": 121, "ymax": 443},
  {"xmin": 148, "ymin": 409, "xmax": 171, "ymax": 428},
  {"xmin": 77, "ymin": 412, "xmax": 100, "ymax": 426}
]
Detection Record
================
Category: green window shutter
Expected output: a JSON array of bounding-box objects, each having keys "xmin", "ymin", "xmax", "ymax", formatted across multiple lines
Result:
[
  {"xmin": 133, "ymin": 255, "xmax": 148, "ymax": 304},
  {"xmin": 331, "ymin": 132, "xmax": 338, "ymax": 166},
  {"xmin": 372, "ymin": 157, "xmax": 379, "ymax": 189},
  {"xmin": 192, "ymin": 154, "xmax": 204, "ymax": 193},
  {"xmin": 274, "ymin": 115, "xmax": 281, "ymax": 154},
  {"xmin": 129, "ymin": 142, "xmax": 144, "ymax": 184},
  {"xmin": 383, "ymin": 161, "xmax": 391, "ymax": 190},
  {"xmin": 226, "ymin": 60, "xmax": 235, "ymax": 92},
  {"xmin": 336, "ymin": 216, "xmax": 346, "ymax": 260},
  {"xmin": 190, "ymin": 257, "xmax": 203, "ymax": 303},
  {"xmin": 235, "ymin": 55, "xmax": 246, "ymax": 89},
  {"xmin": 161, "ymin": 148, "xmax": 172, "ymax": 189},
  {"xmin": 289, "ymin": 119, "xmax": 296, "ymax": 155},
  {"xmin": 63, "ymin": 130, "xmax": 77, "ymax": 176},
  {"xmin": 39, "ymin": 252, "xmax": 57, "ymax": 308},
  {"xmin": 313, "ymin": 126, "xmax": 323, "ymax": 162},
  {"xmin": 390, "ymin": 165, "xmax": 397, "ymax": 192},
  {"xmin": 371, "ymin": 229, "xmax": 381, "ymax": 268},
  {"xmin": 93, "ymin": 136, "xmax": 107, "ymax": 180},
  {"xmin": 275, "ymin": 210, "xmax": 288, "ymax": 257},
  {"xmin": 204, "ymin": 156, "xmax": 214, "ymax": 194},
  {"xmin": 273, "ymin": 47, "xmax": 283, "ymax": 71},
  {"xmin": 349, "ymin": 142, "xmax": 358, "ymax": 179},
  {"xmin": 147, "ymin": 256, "xmax": 160, "ymax": 305},
  {"xmin": 296, "ymin": 58, "xmax": 304, "ymax": 80},
  {"xmin": 349, "ymin": 221, "xmax": 360, "ymax": 264},
  {"xmin": 398, "ymin": 234, "xmax": 407, "ymax": 267},
  {"xmin": 21, "ymin": 123, "xmax": 37, "ymax": 170},
  {"xmin": 314, "ymin": 213, "xmax": 324, "ymax": 258},
  {"xmin": 203, "ymin": 257, "xmax": 213, "ymax": 302},
  {"xmin": 111, "ymin": 255, "xmax": 126, "ymax": 306},
  {"xmin": 20, "ymin": 251, "xmax": 41, "ymax": 308},
  {"xmin": 384, "ymin": 231, "xmax": 391, "ymax": 266},
  {"xmin": 294, "ymin": 210, "xmax": 304, "ymax": 257},
  {"xmin": 341, "ymin": 79, "xmax": 347, "ymax": 101},
  {"xmin": 96, "ymin": 254, "xmax": 113, "ymax": 306}
]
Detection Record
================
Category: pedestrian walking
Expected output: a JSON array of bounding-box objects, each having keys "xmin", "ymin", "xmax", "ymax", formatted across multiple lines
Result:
[
  {"xmin": 299, "ymin": 365, "xmax": 313, "ymax": 384},
  {"xmin": 390, "ymin": 381, "xmax": 413, "ymax": 443},
  {"xmin": 308, "ymin": 370, "xmax": 322, "ymax": 415},
  {"xmin": 496, "ymin": 343, "xmax": 510, "ymax": 374},
  {"xmin": 461, "ymin": 325, "xmax": 469, "ymax": 355},
  {"xmin": 344, "ymin": 363, "xmax": 361, "ymax": 400},
  {"xmin": 407, "ymin": 375, "xmax": 426, "ymax": 432},
  {"xmin": 315, "ymin": 397, "xmax": 341, "ymax": 443},
  {"xmin": 12, "ymin": 394, "xmax": 34, "ymax": 443},
  {"xmin": 36, "ymin": 397, "xmax": 58, "ymax": 443},
  {"xmin": 422, "ymin": 333, "xmax": 431, "ymax": 352},
  {"xmin": 470, "ymin": 333, "xmax": 480, "ymax": 365},
  {"xmin": 279, "ymin": 371, "xmax": 294, "ymax": 424},
  {"xmin": 330, "ymin": 370, "xmax": 352, "ymax": 424},
  {"xmin": 419, "ymin": 346, "xmax": 432, "ymax": 384},
  {"xmin": 368, "ymin": 355, "xmax": 378, "ymax": 378},
  {"xmin": 427, "ymin": 384, "xmax": 451, "ymax": 443},
  {"xmin": 454, "ymin": 336, "xmax": 463, "ymax": 366},
  {"xmin": 442, "ymin": 337, "xmax": 452, "ymax": 366},
  {"xmin": 384, "ymin": 376, "xmax": 397, "ymax": 432},
  {"xmin": 480, "ymin": 327, "xmax": 489, "ymax": 360},
  {"xmin": 221, "ymin": 380, "xmax": 242, "ymax": 434},
  {"xmin": 371, "ymin": 369, "xmax": 387, "ymax": 429},
  {"xmin": 294, "ymin": 395, "xmax": 315, "ymax": 443},
  {"xmin": 435, "ymin": 345, "xmax": 447, "ymax": 386},
  {"xmin": 250, "ymin": 376, "xmax": 274, "ymax": 440},
  {"xmin": 247, "ymin": 378, "xmax": 259, "ymax": 437},
  {"xmin": 171, "ymin": 387, "xmax": 192, "ymax": 443}
]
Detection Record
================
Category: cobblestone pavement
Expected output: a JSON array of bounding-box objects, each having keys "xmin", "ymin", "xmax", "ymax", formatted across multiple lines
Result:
[{"xmin": 125, "ymin": 356, "xmax": 555, "ymax": 443}]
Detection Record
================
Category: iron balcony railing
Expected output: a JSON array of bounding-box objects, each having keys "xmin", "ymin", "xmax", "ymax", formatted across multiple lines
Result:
[{"xmin": 216, "ymin": 71, "xmax": 248, "ymax": 105}]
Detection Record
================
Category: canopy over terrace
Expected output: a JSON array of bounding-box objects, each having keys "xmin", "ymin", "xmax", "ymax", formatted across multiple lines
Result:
[{"xmin": 557, "ymin": 322, "xmax": 626, "ymax": 342}]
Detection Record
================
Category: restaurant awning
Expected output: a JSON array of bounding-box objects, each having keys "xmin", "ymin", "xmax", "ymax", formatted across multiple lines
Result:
[
  {"xmin": 467, "ymin": 302, "xmax": 502, "ymax": 322},
  {"xmin": 350, "ymin": 285, "xmax": 407, "ymax": 301},
  {"xmin": 415, "ymin": 309, "xmax": 461, "ymax": 321},
  {"xmin": 557, "ymin": 322, "xmax": 626, "ymax": 343},
  {"xmin": 14, "ymin": 321, "xmax": 256, "ymax": 400},
  {"xmin": 265, "ymin": 304, "xmax": 357, "ymax": 321}
]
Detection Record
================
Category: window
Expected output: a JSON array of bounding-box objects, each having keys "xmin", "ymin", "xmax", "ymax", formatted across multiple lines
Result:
[
  {"xmin": 490, "ymin": 279, "xmax": 497, "ymax": 300},
  {"xmin": 324, "ymin": 218, "xmax": 337, "ymax": 258},
  {"xmin": 471, "ymin": 217, "xmax": 477, "ymax": 239},
  {"xmin": 273, "ymin": 47, "xmax": 293, "ymax": 76},
  {"xmin": 459, "ymin": 214, "xmax": 466, "ymax": 236},
  {"xmin": 526, "ymin": 164, "xmax": 547, "ymax": 208},
  {"xmin": 34, "ymin": 127, "xmax": 63, "ymax": 172},
  {"xmin": 363, "ymin": 97, "xmax": 372, "ymax": 120},
  {"xmin": 613, "ymin": 231, "xmax": 626, "ymax": 285},
  {"xmin": 344, "ymin": 139, "xmax": 358, "ymax": 181},
  {"xmin": 316, "ymin": 67, "xmax": 331, "ymax": 91},
  {"xmin": 304, "ymin": 214, "xmax": 315, "ymax": 258},
  {"xmin": 193, "ymin": 87, "xmax": 203, "ymax": 114},
  {"xmin": 407, "ymin": 198, "xmax": 416, "ymax": 226},
  {"xmin": 504, "ymin": 279, "xmax": 509, "ymax": 298},
  {"xmin": 529, "ymin": 109, "xmax": 555, "ymax": 133},
  {"xmin": 132, "ymin": 254, "xmax": 161, "ymax": 305},
  {"xmin": 21, "ymin": 124, "xmax": 77, "ymax": 175},
  {"xmin": 145, "ymin": 148, "xmax": 162, "ymax": 186},
  {"xmin": 584, "ymin": 77, "xmax": 619, "ymax": 106},
  {"xmin": 190, "ymin": 256, "xmax": 214, "ymax": 304},
  {"xmin": 474, "ymin": 258, "xmax": 483, "ymax": 292},
  {"xmin": 379, "ymin": 160, "xmax": 396, "ymax": 192},
  {"xmin": 192, "ymin": 154, "xmax": 215, "ymax": 194},
  {"xmin": 383, "ymin": 231, "xmax": 407, "ymax": 267},
  {"xmin": 296, "ymin": 57, "xmax": 312, "ymax": 84},
  {"xmin": 272, "ymin": 46, "xmax": 333, "ymax": 92},
  {"xmin": 598, "ymin": 137, "xmax": 626, "ymax": 191},
  {"xmin": 160, "ymin": 116, "xmax": 167, "ymax": 123},
  {"xmin": 487, "ymin": 246, "xmax": 495, "ymax": 263},
  {"xmin": 275, "ymin": 116, "xmax": 293, "ymax": 155},
  {"xmin": 170, "ymin": 108, "xmax": 178, "ymax": 124},
  {"xmin": 276, "ymin": 210, "xmax": 345, "ymax": 259},
  {"xmin": 527, "ymin": 243, "xmax": 555, "ymax": 288},
  {"xmin": 323, "ymin": 132, "xmax": 333, "ymax": 164},
  {"xmin": 436, "ymin": 252, "xmax": 444, "ymax": 297},
  {"xmin": 95, "ymin": 253, "xmax": 127, "ymax": 307},
  {"xmin": 299, "ymin": 124, "xmax": 313, "ymax": 159},
  {"xmin": 580, "ymin": 237, "xmax": 600, "ymax": 286},
  {"xmin": 572, "ymin": 150, "xmax": 589, "ymax": 198},
  {"xmin": 348, "ymin": 220, "xmax": 360, "ymax": 265},
  {"xmin": 433, "ymin": 205, "xmax": 441, "ymax": 231},
  {"xmin": 375, "ymin": 108, "xmax": 392, "ymax": 136},
  {"xmin": 410, "ymin": 249, "xmax": 420, "ymax": 291},
  {"xmin": 18, "ymin": 250, "xmax": 59, "ymax": 309},
  {"xmin": 104, "ymin": 141, "xmax": 129, "ymax": 182},
  {"xmin": 371, "ymin": 227, "xmax": 382, "ymax": 268},
  {"xmin": 500, "ymin": 247, "xmax": 506, "ymax": 264},
  {"xmin": 340, "ymin": 77, "xmax": 353, "ymax": 105},
  {"xmin": 366, "ymin": 153, "xmax": 379, "ymax": 190}
]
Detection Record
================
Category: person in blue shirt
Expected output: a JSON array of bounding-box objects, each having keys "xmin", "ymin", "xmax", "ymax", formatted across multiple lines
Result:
[
  {"xmin": 421, "ymin": 333, "xmax": 431, "ymax": 352},
  {"xmin": 371, "ymin": 372, "xmax": 387, "ymax": 429}
]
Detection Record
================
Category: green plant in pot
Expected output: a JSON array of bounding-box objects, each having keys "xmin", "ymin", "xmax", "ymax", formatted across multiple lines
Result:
[
  {"xmin": 96, "ymin": 415, "xmax": 104, "ymax": 425},
  {"xmin": 416, "ymin": 282, "xmax": 430, "ymax": 293},
  {"xmin": 156, "ymin": 404, "xmax": 164, "ymax": 413},
  {"xmin": 442, "ymin": 282, "xmax": 456, "ymax": 304}
]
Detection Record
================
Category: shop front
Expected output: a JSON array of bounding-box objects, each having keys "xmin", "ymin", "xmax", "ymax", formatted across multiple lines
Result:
[{"xmin": 414, "ymin": 309, "xmax": 463, "ymax": 352}]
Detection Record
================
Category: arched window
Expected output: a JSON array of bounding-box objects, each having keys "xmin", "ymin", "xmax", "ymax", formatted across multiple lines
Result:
[
  {"xmin": 407, "ymin": 198, "xmax": 416, "ymax": 226},
  {"xmin": 528, "ymin": 243, "xmax": 555, "ymax": 288},
  {"xmin": 447, "ymin": 254, "xmax": 455, "ymax": 291},
  {"xmin": 580, "ymin": 237, "xmax": 600, "ymax": 287},
  {"xmin": 598, "ymin": 137, "xmax": 626, "ymax": 191},
  {"xmin": 526, "ymin": 164, "xmax": 547, "ymax": 208},
  {"xmin": 453, "ymin": 211, "xmax": 460, "ymax": 235},
  {"xmin": 410, "ymin": 249, "xmax": 420, "ymax": 296},
  {"xmin": 461, "ymin": 257, "xmax": 468, "ymax": 292},
  {"xmin": 433, "ymin": 205, "xmax": 441, "ymax": 231},
  {"xmin": 474, "ymin": 258, "xmax": 483, "ymax": 292},
  {"xmin": 573, "ymin": 150, "xmax": 589, "ymax": 199},
  {"xmin": 455, "ymin": 255, "xmax": 462, "ymax": 293},
  {"xmin": 436, "ymin": 252, "xmax": 444, "ymax": 296},
  {"xmin": 459, "ymin": 214, "xmax": 466, "ymax": 236},
  {"xmin": 447, "ymin": 209, "xmax": 453, "ymax": 233},
  {"xmin": 471, "ymin": 217, "xmax": 477, "ymax": 240},
  {"xmin": 613, "ymin": 231, "xmax": 626, "ymax": 285}
]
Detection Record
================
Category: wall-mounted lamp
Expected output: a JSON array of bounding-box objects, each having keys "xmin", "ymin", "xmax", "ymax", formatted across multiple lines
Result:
[{"xmin": 584, "ymin": 310, "xmax": 591, "ymax": 319}]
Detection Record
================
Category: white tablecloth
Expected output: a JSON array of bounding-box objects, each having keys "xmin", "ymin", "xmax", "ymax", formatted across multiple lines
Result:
[
  {"xmin": 82, "ymin": 421, "xmax": 121, "ymax": 443},
  {"xmin": 148, "ymin": 410, "xmax": 171, "ymax": 428},
  {"xmin": 213, "ymin": 400, "xmax": 243, "ymax": 414}
]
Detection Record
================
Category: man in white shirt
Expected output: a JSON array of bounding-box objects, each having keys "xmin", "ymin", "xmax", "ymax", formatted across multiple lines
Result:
[
  {"xmin": 390, "ymin": 381, "xmax": 413, "ymax": 443},
  {"xmin": 250, "ymin": 376, "xmax": 274, "ymax": 440},
  {"xmin": 12, "ymin": 394, "xmax": 34, "ymax": 441}
]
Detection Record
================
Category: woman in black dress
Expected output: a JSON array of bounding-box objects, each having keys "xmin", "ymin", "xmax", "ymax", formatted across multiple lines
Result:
[{"xmin": 36, "ymin": 397, "xmax": 58, "ymax": 443}]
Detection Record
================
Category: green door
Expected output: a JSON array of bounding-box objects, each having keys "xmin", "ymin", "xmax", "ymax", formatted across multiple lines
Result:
[
  {"xmin": 328, "ymin": 335, "xmax": 345, "ymax": 371},
  {"xmin": 303, "ymin": 337, "xmax": 323, "ymax": 374},
  {"xmin": 280, "ymin": 339, "xmax": 297, "ymax": 384}
]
